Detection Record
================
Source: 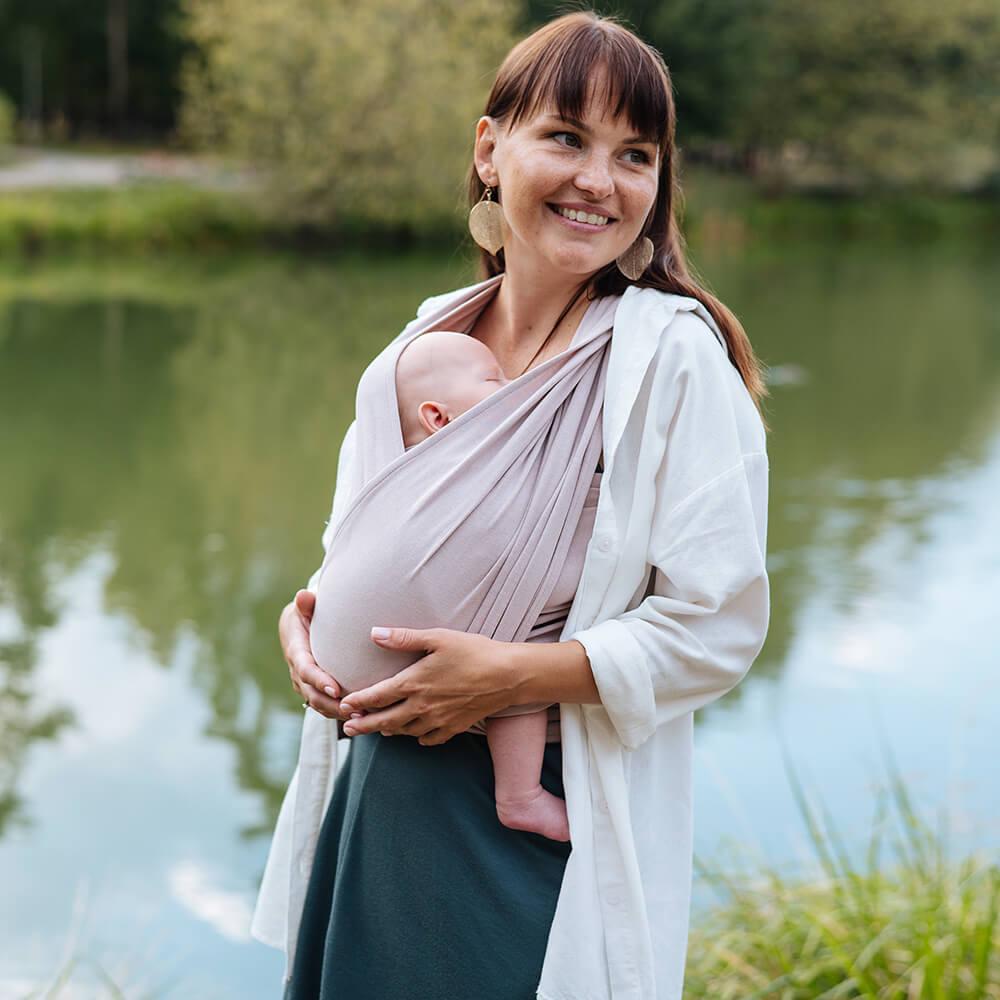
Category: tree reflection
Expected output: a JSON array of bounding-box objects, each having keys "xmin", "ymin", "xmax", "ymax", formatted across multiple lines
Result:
[
  {"xmin": 0, "ymin": 241, "xmax": 997, "ymax": 840},
  {"xmin": 695, "ymin": 235, "xmax": 1000, "ymax": 688}
]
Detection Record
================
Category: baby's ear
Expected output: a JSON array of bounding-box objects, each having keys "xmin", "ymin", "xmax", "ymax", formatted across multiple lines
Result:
[{"xmin": 417, "ymin": 400, "xmax": 451, "ymax": 435}]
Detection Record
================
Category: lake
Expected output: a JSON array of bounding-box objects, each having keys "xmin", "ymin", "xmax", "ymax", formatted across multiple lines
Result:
[{"xmin": 1, "ymin": 235, "xmax": 997, "ymax": 997}]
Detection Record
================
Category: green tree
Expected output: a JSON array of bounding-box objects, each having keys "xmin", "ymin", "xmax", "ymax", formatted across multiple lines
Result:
[
  {"xmin": 528, "ymin": 1, "xmax": 1000, "ymax": 191},
  {"xmin": 739, "ymin": 0, "xmax": 1000, "ymax": 191},
  {"xmin": 180, "ymin": 0, "xmax": 518, "ymax": 228}
]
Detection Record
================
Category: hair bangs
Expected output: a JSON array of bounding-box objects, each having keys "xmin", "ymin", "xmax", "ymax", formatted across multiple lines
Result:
[{"xmin": 502, "ymin": 20, "xmax": 671, "ymax": 152}]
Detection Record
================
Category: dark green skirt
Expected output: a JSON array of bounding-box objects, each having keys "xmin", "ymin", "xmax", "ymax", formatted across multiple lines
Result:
[{"xmin": 284, "ymin": 729, "xmax": 572, "ymax": 1000}]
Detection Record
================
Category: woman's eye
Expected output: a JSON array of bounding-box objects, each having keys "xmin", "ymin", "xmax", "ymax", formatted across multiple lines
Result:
[
  {"xmin": 550, "ymin": 131, "xmax": 650, "ymax": 165},
  {"xmin": 550, "ymin": 131, "xmax": 581, "ymax": 148}
]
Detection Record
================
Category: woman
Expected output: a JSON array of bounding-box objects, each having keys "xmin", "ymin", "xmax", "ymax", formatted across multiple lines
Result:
[{"xmin": 253, "ymin": 11, "xmax": 770, "ymax": 1000}]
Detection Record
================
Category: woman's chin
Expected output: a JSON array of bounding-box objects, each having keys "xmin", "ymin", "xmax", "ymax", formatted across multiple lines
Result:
[{"xmin": 543, "ymin": 247, "xmax": 613, "ymax": 277}]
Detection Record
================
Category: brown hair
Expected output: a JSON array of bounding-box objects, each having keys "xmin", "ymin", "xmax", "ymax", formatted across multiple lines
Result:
[{"xmin": 466, "ymin": 10, "xmax": 768, "ymax": 419}]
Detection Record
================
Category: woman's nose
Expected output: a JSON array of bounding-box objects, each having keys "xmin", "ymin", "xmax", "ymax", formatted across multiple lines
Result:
[{"xmin": 574, "ymin": 155, "xmax": 615, "ymax": 200}]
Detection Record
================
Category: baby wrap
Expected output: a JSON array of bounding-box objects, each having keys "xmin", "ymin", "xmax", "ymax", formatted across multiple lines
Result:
[{"xmin": 309, "ymin": 277, "xmax": 617, "ymax": 731}]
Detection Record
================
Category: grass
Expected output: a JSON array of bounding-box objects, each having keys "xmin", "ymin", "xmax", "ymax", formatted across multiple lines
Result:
[
  {"xmin": 0, "ymin": 167, "xmax": 998, "ymax": 257},
  {"xmin": 0, "ymin": 185, "xmax": 272, "ymax": 254},
  {"xmin": 684, "ymin": 736, "xmax": 1000, "ymax": 998},
  {"xmin": 0, "ymin": 184, "xmax": 462, "ymax": 255}
]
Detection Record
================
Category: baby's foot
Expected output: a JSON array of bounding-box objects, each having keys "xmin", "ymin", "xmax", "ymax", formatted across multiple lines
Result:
[{"xmin": 495, "ymin": 785, "xmax": 570, "ymax": 842}]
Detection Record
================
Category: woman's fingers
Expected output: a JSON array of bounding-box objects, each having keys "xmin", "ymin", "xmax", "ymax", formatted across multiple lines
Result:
[
  {"xmin": 293, "ymin": 649, "xmax": 341, "ymax": 699},
  {"xmin": 283, "ymin": 612, "xmax": 340, "ymax": 696},
  {"xmin": 417, "ymin": 728, "xmax": 451, "ymax": 747},
  {"xmin": 342, "ymin": 706, "xmax": 405, "ymax": 736},
  {"xmin": 294, "ymin": 588, "xmax": 316, "ymax": 625},
  {"xmin": 282, "ymin": 591, "xmax": 348, "ymax": 719},
  {"xmin": 398, "ymin": 717, "xmax": 430, "ymax": 737},
  {"xmin": 299, "ymin": 681, "xmax": 345, "ymax": 719},
  {"xmin": 339, "ymin": 674, "xmax": 407, "ymax": 714}
]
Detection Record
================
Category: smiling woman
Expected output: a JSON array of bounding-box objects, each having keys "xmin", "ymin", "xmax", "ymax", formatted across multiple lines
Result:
[
  {"xmin": 464, "ymin": 14, "xmax": 766, "ymax": 405},
  {"xmin": 470, "ymin": 87, "xmax": 661, "ymax": 287},
  {"xmin": 255, "ymin": 11, "xmax": 770, "ymax": 1000}
]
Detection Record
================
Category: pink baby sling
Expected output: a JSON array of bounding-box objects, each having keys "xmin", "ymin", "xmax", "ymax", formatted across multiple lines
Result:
[{"xmin": 309, "ymin": 276, "xmax": 617, "ymax": 728}]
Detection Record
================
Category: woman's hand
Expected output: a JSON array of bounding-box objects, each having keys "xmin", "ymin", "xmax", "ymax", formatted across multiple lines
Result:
[
  {"xmin": 339, "ymin": 628, "xmax": 518, "ymax": 746},
  {"xmin": 281, "ymin": 590, "xmax": 356, "ymax": 722}
]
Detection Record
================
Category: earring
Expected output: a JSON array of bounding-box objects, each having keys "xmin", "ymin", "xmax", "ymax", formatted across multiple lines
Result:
[
  {"xmin": 615, "ymin": 236, "xmax": 654, "ymax": 280},
  {"xmin": 469, "ymin": 185, "xmax": 505, "ymax": 254}
]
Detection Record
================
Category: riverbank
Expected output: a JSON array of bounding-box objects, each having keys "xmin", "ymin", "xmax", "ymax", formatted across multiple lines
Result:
[
  {"xmin": 683, "ymin": 759, "xmax": 1000, "ymax": 997},
  {"xmin": 1, "ymin": 168, "xmax": 998, "ymax": 256}
]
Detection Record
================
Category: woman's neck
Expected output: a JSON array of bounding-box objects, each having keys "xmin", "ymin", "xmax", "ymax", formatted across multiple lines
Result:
[{"xmin": 480, "ymin": 264, "xmax": 594, "ymax": 365}]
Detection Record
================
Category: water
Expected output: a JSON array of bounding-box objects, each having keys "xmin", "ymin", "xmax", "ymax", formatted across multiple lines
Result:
[{"xmin": 1, "ymin": 238, "xmax": 997, "ymax": 996}]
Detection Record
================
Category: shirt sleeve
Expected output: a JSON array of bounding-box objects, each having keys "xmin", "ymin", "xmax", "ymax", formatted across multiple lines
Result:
[{"xmin": 568, "ymin": 310, "xmax": 770, "ymax": 751}]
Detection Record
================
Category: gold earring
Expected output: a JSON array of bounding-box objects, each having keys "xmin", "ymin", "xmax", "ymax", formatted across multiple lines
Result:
[
  {"xmin": 469, "ymin": 185, "xmax": 505, "ymax": 254},
  {"xmin": 615, "ymin": 236, "xmax": 654, "ymax": 280}
]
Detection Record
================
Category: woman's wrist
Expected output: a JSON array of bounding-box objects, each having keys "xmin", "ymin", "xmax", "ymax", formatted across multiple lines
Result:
[{"xmin": 504, "ymin": 637, "xmax": 602, "ymax": 707}]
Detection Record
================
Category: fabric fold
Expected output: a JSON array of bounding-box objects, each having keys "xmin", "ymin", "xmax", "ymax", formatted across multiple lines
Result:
[{"xmin": 309, "ymin": 280, "xmax": 617, "ymax": 727}]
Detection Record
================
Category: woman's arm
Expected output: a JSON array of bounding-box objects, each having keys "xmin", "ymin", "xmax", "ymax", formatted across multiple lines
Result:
[{"xmin": 505, "ymin": 638, "xmax": 602, "ymax": 705}]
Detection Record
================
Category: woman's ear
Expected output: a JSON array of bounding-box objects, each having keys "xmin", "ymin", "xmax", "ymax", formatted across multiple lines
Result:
[{"xmin": 473, "ymin": 115, "xmax": 499, "ymax": 188}]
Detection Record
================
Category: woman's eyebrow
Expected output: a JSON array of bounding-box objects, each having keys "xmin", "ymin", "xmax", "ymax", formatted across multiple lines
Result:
[{"xmin": 543, "ymin": 113, "xmax": 657, "ymax": 146}]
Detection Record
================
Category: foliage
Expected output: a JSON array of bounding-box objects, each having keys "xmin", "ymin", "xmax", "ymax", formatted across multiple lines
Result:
[
  {"xmin": 529, "ymin": 0, "xmax": 1000, "ymax": 192},
  {"xmin": 0, "ymin": 92, "xmax": 14, "ymax": 148},
  {"xmin": 685, "ymin": 742, "xmax": 1000, "ymax": 997},
  {"xmin": 732, "ymin": 0, "xmax": 1000, "ymax": 191},
  {"xmin": 179, "ymin": 0, "xmax": 519, "ymax": 229}
]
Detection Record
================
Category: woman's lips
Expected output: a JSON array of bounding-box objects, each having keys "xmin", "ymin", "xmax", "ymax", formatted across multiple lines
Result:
[{"xmin": 547, "ymin": 203, "xmax": 616, "ymax": 232}]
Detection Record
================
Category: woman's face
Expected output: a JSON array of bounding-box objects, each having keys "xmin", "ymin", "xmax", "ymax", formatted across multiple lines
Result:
[{"xmin": 474, "ymin": 75, "xmax": 660, "ymax": 281}]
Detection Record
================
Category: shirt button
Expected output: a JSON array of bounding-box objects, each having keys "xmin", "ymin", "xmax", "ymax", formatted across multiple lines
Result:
[
  {"xmin": 596, "ymin": 797, "xmax": 609, "ymax": 813},
  {"xmin": 596, "ymin": 534, "xmax": 613, "ymax": 552},
  {"xmin": 605, "ymin": 887, "xmax": 623, "ymax": 907}
]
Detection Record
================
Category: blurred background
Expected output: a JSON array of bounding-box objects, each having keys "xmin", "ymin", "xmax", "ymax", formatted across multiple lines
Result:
[{"xmin": 0, "ymin": 1, "xmax": 998, "ymax": 997}]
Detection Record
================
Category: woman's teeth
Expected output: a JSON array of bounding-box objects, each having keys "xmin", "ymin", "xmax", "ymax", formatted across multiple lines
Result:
[{"xmin": 552, "ymin": 205, "xmax": 610, "ymax": 226}]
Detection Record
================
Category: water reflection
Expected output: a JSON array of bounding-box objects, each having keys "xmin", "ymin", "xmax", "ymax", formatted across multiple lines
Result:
[
  {"xmin": 0, "ymin": 242, "xmax": 997, "ymax": 994},
  {"xmin": 696, "ymin": 238, "xmax": 1000, "ymax": 688},
  {"xmin": 0, "ymin": 254, "xmax": 470, "ymax": 841}
]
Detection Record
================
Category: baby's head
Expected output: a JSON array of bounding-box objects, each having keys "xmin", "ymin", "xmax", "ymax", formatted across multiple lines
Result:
[{"xmin": 395, "ymin": 331, "xmax": 510, "ymax": 449}]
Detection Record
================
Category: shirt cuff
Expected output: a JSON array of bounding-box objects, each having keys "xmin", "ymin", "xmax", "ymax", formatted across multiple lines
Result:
[{"xmin": 568, "ymin": 618, "xmax": 655, "ymax": 751}]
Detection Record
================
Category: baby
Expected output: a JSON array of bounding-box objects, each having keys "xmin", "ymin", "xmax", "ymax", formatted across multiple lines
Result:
[{"xmin": 389, "ymin": 330, "xmax": 570, "ymax": 843}]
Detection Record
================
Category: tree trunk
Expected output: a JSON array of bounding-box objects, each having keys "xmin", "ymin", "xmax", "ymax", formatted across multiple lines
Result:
[{"xmin": 107, "ymin": 0, "xmax": 129, "ymax": 129}]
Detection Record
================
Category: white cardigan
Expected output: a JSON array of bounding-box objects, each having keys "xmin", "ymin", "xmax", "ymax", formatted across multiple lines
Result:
[{"xmin": 251, "ymin": 278, "xmax": 770, "ymax": 1000}]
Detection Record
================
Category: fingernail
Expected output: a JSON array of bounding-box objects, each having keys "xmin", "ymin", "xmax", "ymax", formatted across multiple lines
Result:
[
  {"xmin": 324, "ymin": 686, "xmax": 337, "ymax": 697},
  {"xmin": 371, "ymin": 627, "xmax": 391, "ymax": 640},
  {"xmin": 350, "ymin": 712, "xmax": 363, "ymax": 719},
  {"xmin": 343, "ymin": 724, "xmax": 356, "ymax": 735},
  {"xmin": 341, "ymin": 702, "xmax": 353, "ymax": 713}
]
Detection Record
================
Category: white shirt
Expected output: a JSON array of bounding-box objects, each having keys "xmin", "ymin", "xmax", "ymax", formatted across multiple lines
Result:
[{"xmin": 251, "ymin": 278, "xmax": 770, "ymax": 1000}]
